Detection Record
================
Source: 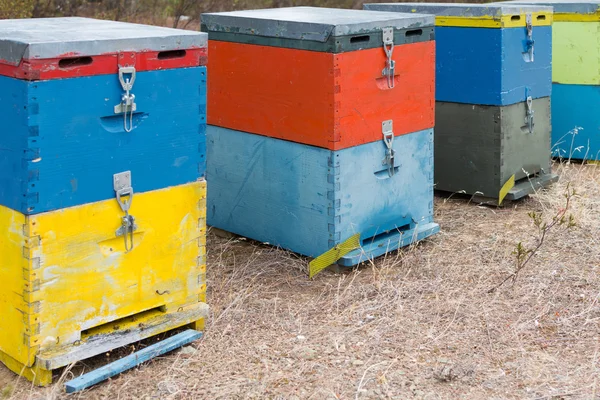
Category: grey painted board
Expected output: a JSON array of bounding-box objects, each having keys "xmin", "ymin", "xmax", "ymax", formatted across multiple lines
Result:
[
  {"xmin": 365, "ymin": 3, "xmax": 553, "ymax": 16},
  {"xmin": 495, "ymin": 0, "xmax": 599, "ymax": 15},
  {"xmin": 0, "ymin": 17, "xmax": 207, "ymax": 66},
  {"xmin": 201, "ymin": 7, "xmax": 434, "ymax": 44},
  {"xmin": 435, "ymin": 97, "xmax": 553, "ymax": 198}
]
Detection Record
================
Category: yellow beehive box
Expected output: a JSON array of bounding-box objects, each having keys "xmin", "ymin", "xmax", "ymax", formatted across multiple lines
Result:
[{"xmin": 0, "ymin": 179, "xmax": 208, "ymax": 385}]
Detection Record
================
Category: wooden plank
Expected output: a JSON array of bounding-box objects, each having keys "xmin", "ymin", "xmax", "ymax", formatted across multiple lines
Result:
[{"xmin": 64, "ymin": 329, "xmax": 202, "ymax": 393}]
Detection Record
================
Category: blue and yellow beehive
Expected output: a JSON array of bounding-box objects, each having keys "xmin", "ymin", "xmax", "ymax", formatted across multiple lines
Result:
[
  {"xmin": 365, "ymin": 3, "xmax": 558, "ymax": 202},
  {"xmin": 202, "ymin": 7, "xmax": 439, "ymax": 276},
  {"xmin": 503, "ymin": 0, "xmax": 600, "ymax": 160},
  {"xmin": 0, "ymin": 18, "xmax": 208, "ymax": 385}
]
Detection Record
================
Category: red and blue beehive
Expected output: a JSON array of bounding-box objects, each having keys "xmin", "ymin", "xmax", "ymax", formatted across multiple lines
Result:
[{"xmin": 202, "ymin": 7, "xmax": 439, "ymax": 275}]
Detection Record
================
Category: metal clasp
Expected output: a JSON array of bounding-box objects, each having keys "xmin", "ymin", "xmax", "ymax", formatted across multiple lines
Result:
[
  {"xmin": 525, "ymin": 95, "xmax": 534, "ymax": 134},
  {"xmin": 113, "ymin": 171, "xmax": 136, "ymax": 252},
  {"xmin": 524, "ymin": 13, "xmax": 535, "ymax": 63},
  {"xmin": 114, "ymin": 66, "xmax": 137, "ymax": 132},
  {"xmin": 381, "ymin": 120, "xmax": 396, "ymax": 177},
  {"xmin": 381, "ymin": 27, "xmax": 396, "ymax": 89}
]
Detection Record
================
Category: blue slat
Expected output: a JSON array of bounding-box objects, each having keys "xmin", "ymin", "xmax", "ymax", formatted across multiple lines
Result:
[
  {"xmin": 0, "ymin": 66, "xmax": 206, "ymax": 215},
  {"xmin": 64, "ymin": 329, "xmax": 202, "ymax": 393},
  {"xmin": 551, "ymin": 83, "xmax": 600, "ymax": 160},
  {"xmin": 435, "ymin": 26, "xmax": 552, "ymax": 106},
  {"xmin": 207, "ymin": 126, "xmax": 437, "ymax": 264}
]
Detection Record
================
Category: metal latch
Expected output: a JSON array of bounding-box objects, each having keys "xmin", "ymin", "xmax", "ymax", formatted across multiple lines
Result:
[
  {"xmin": 381, "ymin": 120, "xmax": 396, "ymax": 177},
  {"xmin": 114, "ymin": 171, "xmax": 136, "ymax": 252},
  {"xmin": 114, "ymin": 66, "xmax": 137, "ymax": 132},
  {"xmin": 381, "ymin": 27, "xmax": 396, "ymax": 89},
  {"xmin": 525, "ymin": 95, "xmax": 534, "ymax": 134},
  {"xmin": 524, "ymin": 13, "xmax": 534, "ymax": 62}
]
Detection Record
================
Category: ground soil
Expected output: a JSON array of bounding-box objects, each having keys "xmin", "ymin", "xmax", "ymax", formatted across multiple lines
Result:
[{"xmin": 2, "ymin": 162, "xmax": 599, "ymax": 400}]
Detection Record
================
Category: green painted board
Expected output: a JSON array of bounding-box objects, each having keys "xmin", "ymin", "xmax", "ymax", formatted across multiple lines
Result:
[
  {"xmin": 553, "ymin": 21, "xmax": 600, "ymax": 84},
  {"xmin": 435, "ymin": 97, "xmax": 554, "ymax": 199}
]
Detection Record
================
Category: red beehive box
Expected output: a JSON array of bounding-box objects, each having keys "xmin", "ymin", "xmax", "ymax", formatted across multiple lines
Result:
[{"xmin": 202, "ymin": 7, "xmax": 435, "ymax": 150}]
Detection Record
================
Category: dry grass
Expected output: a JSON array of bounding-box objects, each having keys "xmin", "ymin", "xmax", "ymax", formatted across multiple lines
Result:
[{"xmin": 2, "ymin": 161, "xmax": 600, "ymax": 399}]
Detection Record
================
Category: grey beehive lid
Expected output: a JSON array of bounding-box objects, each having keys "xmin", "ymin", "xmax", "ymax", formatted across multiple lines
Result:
[
  {"xmin": 201, "ymin": 6, "xmax": 434, "ymax": 53},
  {"xmin": 201, "ymin": 6, "xmax": 434, "ymax": 41},
  {"xmin": 496, "ymin": 0, "xmax": 599, "ymax": 15},
  {"xmin": 0, "ymin": 17, "xmax": 207, "ymax": 66},
  {"xmin": 364, "ymin": 3, "xmax": 553, "ymax": 18}
]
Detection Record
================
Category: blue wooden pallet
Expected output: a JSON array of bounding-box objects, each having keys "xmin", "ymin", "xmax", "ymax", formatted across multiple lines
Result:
[
  {"xmin": 65, "ymin": 329, "xmax": 202, "ymax": 393},
  {"xmin": 0, "ymin": 67, "xmax": 206, "ymax": 215},
  {"xmin": 551, "ymin": 83, "xmax": 600, "ymax": 160},
  {"xmin": 435, "ymin": 26, "xmax": 552, "ymax": 106},
  {"xmin": 207, "ymin": 126, "xmax": 439, "ymax": 266}
]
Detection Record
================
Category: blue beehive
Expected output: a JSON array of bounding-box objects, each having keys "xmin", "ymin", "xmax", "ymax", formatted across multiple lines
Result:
[
  {"xmin": 207, "ymin": 126, "xmax": 439, "ymax": 269},
  {"xmin": 0, "ymin": 18, "xmax": 208, "ymax": 215}
]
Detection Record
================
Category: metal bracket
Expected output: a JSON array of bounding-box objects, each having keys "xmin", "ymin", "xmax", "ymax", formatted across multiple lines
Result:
[
  {"xmin": 525, "ymin": 95, "xmax": 534, "ymax": 134},
  {"xmin": 114, "ymin": 66, "xmax": 137, "ymax": 132},
  {"xmin": 524, "ymin": 13, "xmax": 535, "ymax": 63},
  {"xmin": 114, "ymin": 171, "xmax": 136, "ymax": 252},
  {"xmin": 113, "ymin": 171, "xmax": 133, "ymax": 213},
  {"xmin": 381, "ymin": 120, "xmax": 396, "ymax": 177},
  {"xmin": 381, "ymin": 27, "xmax": 396, "ymax": 89}
]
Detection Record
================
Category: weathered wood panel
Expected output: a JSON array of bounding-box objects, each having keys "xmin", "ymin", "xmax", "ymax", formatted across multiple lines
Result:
[{"xmin": 207, "ymin": 126, "xmax": 437, "ymax": 264}]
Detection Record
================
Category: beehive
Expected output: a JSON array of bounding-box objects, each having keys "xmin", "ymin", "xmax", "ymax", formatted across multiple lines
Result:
[
  {"xmin": 0, "ymin": 18, "xmax": 208, "ymax": 385},
  {"xmin": 202, "ymin": 7, "xmax": 435, "ymax": 150},
  {"xmin": 365, "ymin": 3, "xmax": 558, "ymax": 201},
  {"xmin": 503, "ymin": 0, "xmax": 600, "ymax": 160},
  {"xmin": 202, "ymin": 7, "xmax": 439, "ymax": 272}
]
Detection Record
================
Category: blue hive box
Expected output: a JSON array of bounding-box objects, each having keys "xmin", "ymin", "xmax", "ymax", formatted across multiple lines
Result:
[
  {"xmin": 207, "ymin": 125, "xmax": 439, "ymax": 268},
  {"xmin": 364, "ymin": 3, "xmax": 553, "ymax": 106},
  {"xmin": 0, "ymin": 18, "xmax": 207, "ymax": 215}
]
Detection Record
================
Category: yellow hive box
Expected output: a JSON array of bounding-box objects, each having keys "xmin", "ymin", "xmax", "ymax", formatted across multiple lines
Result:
[{"xmin": 0, "ymin": 180, "xmax": 208, "ymax": 385}]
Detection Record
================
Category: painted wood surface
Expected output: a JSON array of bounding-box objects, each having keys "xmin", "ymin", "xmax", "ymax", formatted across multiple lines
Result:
[
  {"xmin": 207, "ymin": 40, "xmax": 434, "ymax": 150},
  {"xmin": 434, "ymin": 26, "xmax": 552, "ymax": 105},
  {"xmin": 435, "ymin": 98, "xmax": 553, "ymax": 198},
  {"xmin": 0, "ymin": 48, "xmax": 208, "ymax": 81},
  {"xmin": 0, "ymin": 180, "xmax": 207, "ymax": 372},
  {"xmin": 365, "ymin": 3, "xmax": 553, "ymax": 28},
  {"xmin": 552, "ymin": 83, "xmax": 600, "ymax": 160},
  {"xmin": 207, "ymin": 126, "xmax": 437, "ymax": 264},
  {"xmin": 0, "ymin": 67, "xmax": 206, "ymax": 215},
  {"xmin": 552, "ymin": 21, "xmax": 600, "ymax": 84},
  {"xmin": 65, "ymin": 329, "xmax": 203, "ymax": 393}
]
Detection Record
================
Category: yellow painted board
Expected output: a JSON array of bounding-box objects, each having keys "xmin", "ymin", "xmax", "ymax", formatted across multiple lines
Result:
[
  {"xmin": 499, "ymin": 175, "xmax": 516, "ymax": 205},
  {"xmin": 309, "ymin": 233, "xmax": 361, "ymax": 278},
  {"xmin": 0, "ymin": 180, "xmax": 207, "ymax": 369},
  {"xmin": 435, "ymin": 12, "xmax": 552, "ymax": 28},
  {"xmin": 552, "ymin": 21, "xmax": 600, "ymax": 84},
  {"xmin": 554, "ymin": 11, "xmax": 600, "ymax": 22}
]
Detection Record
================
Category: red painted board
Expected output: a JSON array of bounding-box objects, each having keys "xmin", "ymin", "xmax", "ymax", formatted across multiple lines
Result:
[
  {"xmin": 207, "ymin": 40, "xmax": 435, "ymax": 150},
  {"xmin": 0, "ymin": 48, "xmax": 208, "ymax": 81}
]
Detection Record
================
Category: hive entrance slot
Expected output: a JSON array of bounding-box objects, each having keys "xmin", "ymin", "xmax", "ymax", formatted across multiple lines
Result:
[
  {"xmin": 362, "ymin": 223, "xmax": 413, "ymax": 246},
  {"xmin": 350, "ymin": 35, "xmax": 371, "ymax": 44},
  {"xmin": 157, "ymin": 50, "xmax": 187, "ymax": 60},
  {"xmin": 58, "ymin": 57, "xmax": 93, "ymax": 69},
  {"xmin": 80, "ymin": 305, "xmax": 166, "ymax": 340},
  {"xmin": 405, "ymin": 29, "xmax": 422, "ymax": 37},
  {"xmin": 537, "ymin": 15, "xmax": 547, "ymax": 20},
  {"xmin": 511, "ymin": 15, "xmax": 521, "ymax": 21}
]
